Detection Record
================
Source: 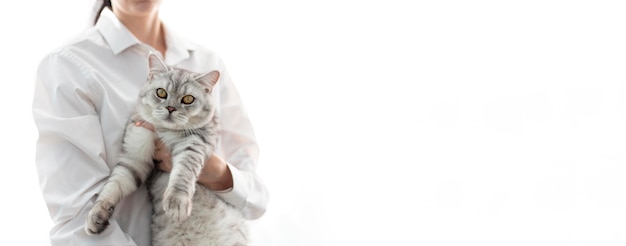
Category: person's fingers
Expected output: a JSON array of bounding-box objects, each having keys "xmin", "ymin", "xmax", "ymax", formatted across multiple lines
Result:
[
  {"xmin": 153, "ymin": 139, "xmax": 173, "ymax": 172},
  {"xmin": 155, "ymin": 158, "xmax": 167, "ymax": 170},
  {"xmin": 155, "ymin": 156, "xmax": 172, "ymax": 172},
  {"xmin": 135, "ymin": 120, "xmax": 155, "ymax": 131}
]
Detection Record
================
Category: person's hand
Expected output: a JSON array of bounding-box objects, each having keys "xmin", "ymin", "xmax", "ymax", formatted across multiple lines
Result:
[
  {"xmin": 198, "ymin": 154, "xmax": 233, "ymax": 191},
  {"xmin": 135, "ymin": 121, "xmax": 173, "ymax": 172},
  {"xmin": 135, "ymin": 121, "xmax": 233, "ymax": 191}
]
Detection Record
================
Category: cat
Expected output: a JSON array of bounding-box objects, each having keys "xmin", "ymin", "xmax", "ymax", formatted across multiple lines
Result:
[{"xmin": 85, "ymin": 52, "xmax": 248, "ymax": 246}]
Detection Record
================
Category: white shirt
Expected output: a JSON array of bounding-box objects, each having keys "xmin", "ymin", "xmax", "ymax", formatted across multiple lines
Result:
[{"xmin": 32, "ymin": 9, "xmax": 269, "ymax": 246}]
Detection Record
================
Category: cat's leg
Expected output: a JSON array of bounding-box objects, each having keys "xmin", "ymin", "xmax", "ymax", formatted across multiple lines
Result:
[
  {"xmin": 85, "ymin": 124, "xmax": 156, "ymax": 235},
  {"xmin": 162, "ymin": 139, "xmax": 210, "ymax": 222}
]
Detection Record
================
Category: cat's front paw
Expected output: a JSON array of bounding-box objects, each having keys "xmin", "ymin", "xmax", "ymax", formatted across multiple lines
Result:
[
  {"xmin": 163, "ymin": 188, "xmax": 192, "ymax": 222},
  {"xmin": 84, "ymin": 200, "xmax": 114, "ymax": 235}
]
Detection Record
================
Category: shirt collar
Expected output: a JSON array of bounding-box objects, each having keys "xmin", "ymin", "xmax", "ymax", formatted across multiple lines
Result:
[
  {"xmin": 162, "ymin": 22, "xmax": 196, "ymax": 65},
  {"xmin": 95, "ymin": 8, "xmax": 196, "ymax": 64}
]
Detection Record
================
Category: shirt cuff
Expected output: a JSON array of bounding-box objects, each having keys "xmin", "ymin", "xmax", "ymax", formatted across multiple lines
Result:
[{"xmin": 214, "ymin": 162, "xmax": 249, "ymax": 210}]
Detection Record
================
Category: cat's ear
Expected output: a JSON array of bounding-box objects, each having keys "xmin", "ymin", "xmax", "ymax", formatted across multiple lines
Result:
[
  {"xmin": 194, "ymin": 70, "xmax": 220, "ymax": 93},
  {"xmin": 148, "ymin": 51, "xmax": 168, "ymax": 79}
]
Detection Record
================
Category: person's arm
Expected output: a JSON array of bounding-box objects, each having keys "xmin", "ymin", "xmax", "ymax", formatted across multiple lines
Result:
[
  {"xmin": 208, "ymin": 62, "xmax": 269, "ymax": 220},
  {"xmin": 32, "ymin": 51, "xmax": 137, "ymax": 245},
  {"xmin": 196, "ymin": 154, "xmax": 233, "ymax": 191}
]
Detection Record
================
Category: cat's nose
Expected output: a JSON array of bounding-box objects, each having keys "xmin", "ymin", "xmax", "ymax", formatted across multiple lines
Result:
[{"xmin": 166, "ymin": 106, "xmax": 176, "ymax": 113}]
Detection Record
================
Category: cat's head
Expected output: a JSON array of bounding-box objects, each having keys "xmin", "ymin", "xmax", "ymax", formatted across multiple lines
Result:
[{"xmin": 138, "ymin": 52, "xmax": 220, "ymax": 130}]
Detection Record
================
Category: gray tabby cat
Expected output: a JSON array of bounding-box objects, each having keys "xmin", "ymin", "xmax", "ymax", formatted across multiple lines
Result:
[{"xmin": 85, "ymin": 52, "xmax": 248, "ymax": 246}]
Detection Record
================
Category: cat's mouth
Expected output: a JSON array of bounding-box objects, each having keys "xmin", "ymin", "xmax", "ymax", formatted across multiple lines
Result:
[
  {"xmin": 147, "ymin": 109, "xmax": 189, "ymax": 128},
  {"xmin": 163, "ymin": 115, "xmax": 178, "ymax": 124},
  {"xmin": 163, "ymin": 113, "xmax": 189, "ymax": 126}
]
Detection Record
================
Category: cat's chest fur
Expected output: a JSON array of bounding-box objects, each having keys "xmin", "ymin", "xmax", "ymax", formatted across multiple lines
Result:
[{"xmin": 156, "ymin": 128, "xmax": 211, "ymax": 155}]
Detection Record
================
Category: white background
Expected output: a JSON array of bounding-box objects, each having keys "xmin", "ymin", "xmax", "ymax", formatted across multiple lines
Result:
[{"xmin": 2, "ymin": 0, "xmax": 626, "ymax": 245}]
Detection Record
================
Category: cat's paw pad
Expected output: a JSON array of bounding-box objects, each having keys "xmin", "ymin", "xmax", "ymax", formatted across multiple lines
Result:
[
  {"xmin": 163, "ymin": 189, "xmax": 192, "ymax": 222},
  {"xmin": 84, "ymin": 201, "xmax": 114, "ymax": 235}
]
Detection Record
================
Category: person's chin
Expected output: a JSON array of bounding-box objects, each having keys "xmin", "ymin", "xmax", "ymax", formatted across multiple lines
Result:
[{"xmin": 132, "ymin": 1, "xmax": 160, "ymax": 14}]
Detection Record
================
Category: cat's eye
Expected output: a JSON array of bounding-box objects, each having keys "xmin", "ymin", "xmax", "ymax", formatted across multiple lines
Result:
[
  {"xmin": 181, "ymin": 95, "xmax": 195, "ymax": 104},
  {"xmin": 156, "ymin": 88, "xmax": 167, "ymax": 99}
]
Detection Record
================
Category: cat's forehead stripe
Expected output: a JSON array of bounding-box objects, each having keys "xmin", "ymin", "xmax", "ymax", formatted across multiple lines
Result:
[{"xmin": 165, "ymin": 71, "xmax": 201, "ymax": 94}]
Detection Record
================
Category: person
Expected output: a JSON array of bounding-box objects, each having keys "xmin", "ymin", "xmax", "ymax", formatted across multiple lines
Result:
[{"xmin": 31, "ymin": 0, "xmax": 269, "ymax": 245}]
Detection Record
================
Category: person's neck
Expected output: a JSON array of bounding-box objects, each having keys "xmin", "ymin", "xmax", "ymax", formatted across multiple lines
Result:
[{"xmin": 116, "ymin": 12, "xmax": 167, "ymax": 57}]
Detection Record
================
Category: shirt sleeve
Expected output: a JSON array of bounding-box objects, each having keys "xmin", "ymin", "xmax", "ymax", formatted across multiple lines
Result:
[
  {"xmin": 215, "ymin": 62, "xmax": 270, "ymax": 220},
  {"xmin": 32, "ymin": 51, "xmax": 138, "ymax": 245}
]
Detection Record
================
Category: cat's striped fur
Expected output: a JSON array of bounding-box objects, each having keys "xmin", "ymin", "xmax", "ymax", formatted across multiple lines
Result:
[{"xmin": 85, "ymin": 52, "xmax": 248, "ymax": 245}]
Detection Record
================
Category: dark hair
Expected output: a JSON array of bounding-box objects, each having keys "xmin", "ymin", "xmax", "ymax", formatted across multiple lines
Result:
[{"xmin": 93, "ymin": 0, "xmax": 112, "ymax": 25}]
